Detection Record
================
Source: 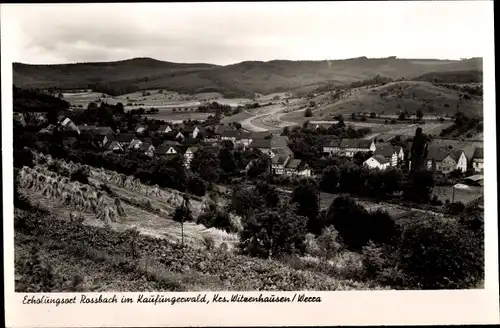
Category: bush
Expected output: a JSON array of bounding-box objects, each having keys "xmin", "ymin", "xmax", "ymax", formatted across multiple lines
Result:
[
  {"xmin": 304, "ymin": 108, "xmax": 313, "ymax": 117},
  {"xmin": 70, "ymin": 167, "xmax": 90, "ymax": 184},
  {"xmin": 187, "ymin": 174, "xmax": 207, "ymax": 196},
  {"xmin": 398, "ymin": 216, "xmax": 483, "ymax": 289},
  {"xmin": 197, "ymin": 209, "xmax": 237, "ymax": 233},
  {"xmin": 239, "ymin": 205, "xmax": 307, "ymax": 259}
]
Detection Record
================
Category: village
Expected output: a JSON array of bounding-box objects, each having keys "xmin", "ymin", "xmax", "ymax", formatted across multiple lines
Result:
[{"xmin": 15, "ymin": 105, "xmax": 484, "ymax": 191}]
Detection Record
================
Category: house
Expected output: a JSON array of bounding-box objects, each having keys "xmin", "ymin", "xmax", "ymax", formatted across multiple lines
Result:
[
  {"xmin": 136, "ymin": 125, "xmax": 148, "ymax": 135},
  {"xmin": 323, "ymin": 139, "xmax": 342, "ymax": 156},
  {"xmin": 155, "ymin": 141, "xmax": 181, "ymax": 156},
  {"xmin": 107, "ymin": 141, "xmax": 124, "ymax": 153},
  {"xmin": 426, "ymin": 148, "xmax": 467, "ymax": 174},
  {"xmin": 271, "ymin": 155, "xmax": 291, "ymax": 175},
  {"xmin": 363, "ymin": 155, "xmax": 391, "ymax": 171},
  {"xmin": 184, "ymin": 147, "xmax": 199, "ymax": 168},
  {"xmin": 79, "ymin": 125, "xmax": 114, "ymax": 147},
  {"xmin": 165, "ymin": 130, "xmax": 185, "ymax": 141},
  {"xmin": 182, "ymin": 126, "xmax": 200, "ymax": 139},
  {"xmin": 59, "ymin": 117, "xmax": 80, "ymax": 134},
  {"xmin": 284, "ymin": 159, "xmax": 312, "ymax": 177},
  {"xmin": 471, "ymin": 147, "xmax": 483, "ymax": 173},
  {"xmin": 338, "ymin": 138, "xmax": 376, "ymax": 157},
  {"xmin": 250, "ymin": 136, "xmax": 290, "ymax": 158},
  {"xmin": 129, "ymin": 139, "xmax": 143, "ymax": 149},
  {"xmin": 373, "ymin": 143, "xmax": 398, "ymax": 166},
  {"xmin": 221, "ymin": 130, "xmax": 253, "ymax": 148},
  {"xmin": 137, "ymin": 142, "xmax": 155, "ymax": 157},
  {"xmin": 157, "ymin": 125, "xmax": 172, "ymax": 134},
  {"xmin": 112, "ymin": 133, "xmax": 136, "ymax": 148}
]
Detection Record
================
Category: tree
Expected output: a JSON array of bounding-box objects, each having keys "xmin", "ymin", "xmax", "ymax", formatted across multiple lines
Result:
[
  {"xmin": 290, "ymin": 178, "xmax": 320, "ymax": 234},
  {"xmin": 416, "ymin": 109, "xmax": 424, "ymax": 121},
  {"xmin": 410, "ymin": 127, "xmax": 429, "ymax": 173},
  {"xmin": 282, "ymin": 126, "xmax": 290, "ymax": 136},
  {"xmin": 404, "ymin": 169, "xmax": 434, "ymax": 203},
  {"xmin": 304, "ymin": 108, "xmax": 313, "ymax": 117},
  {"xmin": 190, "ymin": 147, "xmax": 220, "ymax": 183},
  {"xmin": 239, "ymin": 204, "xmax": 307, "ymax": 259}
]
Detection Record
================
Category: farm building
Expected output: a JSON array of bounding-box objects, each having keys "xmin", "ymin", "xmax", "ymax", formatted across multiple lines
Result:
[
  {"xmin": 363, "ymin": 155, "xmax": 391, "ymax": 171},
  {"xmin": 250, "ymin": 135, "xmax": 290, "ymax": 158},
  {"xmin": 79, "ymin": 125, "xmax": 114, "ymax": 147},
  {"xmin": 426, "ymin": 148, "xmax": 467, "ymax": 174},
  {"xmin": 471, "ymin": 147, "xmax": 484, "ymax": 173},
  {"xmin": 111, "ymin": 133, "xmax": 136, "ymax": 148},
  {"xmin": 271, "ymin": 154, "xmax": 292, "ymax": 175},
  {"xmin": 322, "ymin": 139, "xmax": 342, "ymax": 156},
  {"xmin": 338, "ymin": 139, "xmax": 376, "ymax": 157},
  {"xmin": 284, "ymin": 159, "xmax": 312, "ymax": 177}
]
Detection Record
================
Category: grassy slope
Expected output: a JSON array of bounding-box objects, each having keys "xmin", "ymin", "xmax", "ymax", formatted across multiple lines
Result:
[
  {"xmin": 14, "ymin": 57, "xmax": 483, "ymax": 98},
  {"xmin": 314, "ymin": 81, "xmax": 483, "ymax": 118},
  {"xmin": 14, "ymin": 206, "xmax": 381, "ymax": 292}
]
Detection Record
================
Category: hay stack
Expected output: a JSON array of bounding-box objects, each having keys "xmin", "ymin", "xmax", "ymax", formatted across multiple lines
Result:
[
  {"xmin": 97, "ymin": 206, "xmax": 117, "ymax": 223},
  {"xmin": 114, "ymin": 198, "xmax": 126, "ymax": 217}
]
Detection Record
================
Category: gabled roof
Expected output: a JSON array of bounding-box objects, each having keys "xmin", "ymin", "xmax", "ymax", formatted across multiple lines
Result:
[
  {"xmin": 324, "ymin": 138, "xmax": 342, "ymax": 148},
  {"xmin": 158, "ymin": 124, "xmax": 171, "ymax": 131},
  {"xmin": 79, "ymin": 125, "xmax": 113, "ymax": 135},
  {"xmin": 371, "ymin": 155, "xmax": 390, "ymax": 165},
  {"xmin": 250, "ymin": 136, "xmax": 288, "ymax": 149},
  {"xmin": 155, "ymin": 145, "xmax": 177, "ymax": 155},
  {"xmin": 186, "ymin": 147, "xmax": 199, "ymax": 153},
  {"xmin": 339, "ymin": 138, "xmax": 373, "ymax": 149},
  {"xmin": 273, "ymin": 147, "xmax": 293, "ymax": 157},
  {"xmin": 285, "ymin": 159, "xmax": 302, "ymax": 169},
  {"xmin": 113, "ymin": 133, "xmax": 136, "ymax": 143},
  {"xmin": 449, "ymin": 149, "xmax": 465, "ymax": 162},
  {"xmin": 107, "ymin": 140, "xmax": 123, "ymax": 150},
  {"xmin": 473, "ymin": 147, "xmax": 483, "ymax": 159},
  {"xmin": 374, "ymin": 143, "xmax": 396, "ymax": 157},
  {"xmin": 161, "ymin": 140, "xmax": 181, "ymax": 147},
  {"xmin": 272, "ymin": 155, "xmax": 289, "ymax": 165},
  {"xmin": 249, "ymin": 131, "xmax": 271, "ymax": 139},
  {"xmin": 426, "ymin": 146, "xmax": 457, "ymax": 162}
]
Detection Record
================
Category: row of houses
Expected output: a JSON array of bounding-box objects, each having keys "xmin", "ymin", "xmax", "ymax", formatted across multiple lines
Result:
[{"xmin": 322, "ymin": 137, "xmax": 483, "ymax": 174}]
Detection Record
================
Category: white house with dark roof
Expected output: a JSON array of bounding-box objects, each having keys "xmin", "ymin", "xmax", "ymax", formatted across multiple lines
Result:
[
  {"xmin": 426, "ymin": 147, "xmax": 467, "ymax": 174},
  {"xmin": 373, "ymin": 143, "xmax": 398, "ymax": 166},
  {"xmin": 339, "ymin": 138, "xmax": 376, "ymax": 157},
  {"xmin": 364, "ymin": 155, "xmax": 391, "ymax": 170}
]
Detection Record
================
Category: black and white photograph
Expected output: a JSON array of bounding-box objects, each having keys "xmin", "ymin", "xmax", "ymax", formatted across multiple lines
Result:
[{"xmin": 2, "ymin": 1, "xmax": 498, "ymax": 326}]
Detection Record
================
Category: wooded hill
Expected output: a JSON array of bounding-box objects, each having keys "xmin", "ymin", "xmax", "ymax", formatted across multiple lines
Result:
[{"xmin": 14, "ymin": 57, "xmax": 482, "ymax": 98}]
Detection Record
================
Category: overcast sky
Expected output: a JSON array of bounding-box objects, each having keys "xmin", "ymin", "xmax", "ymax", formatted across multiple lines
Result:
[{"xmin": 1, "ymin": 1, "xmax": 492, "ymax": 65}]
